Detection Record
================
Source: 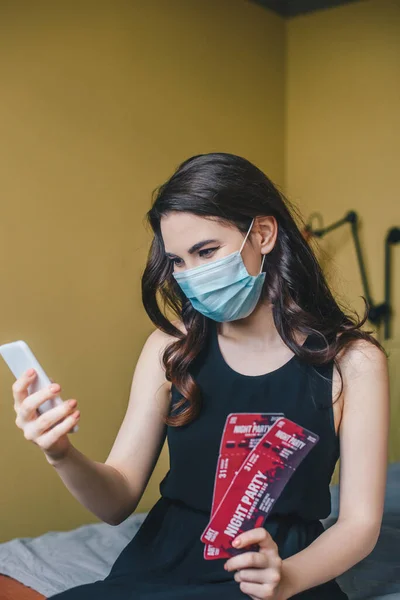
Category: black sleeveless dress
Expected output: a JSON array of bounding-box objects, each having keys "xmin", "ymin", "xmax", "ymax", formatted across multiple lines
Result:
[{"xmin": 48, "ymin": 322, "xmax": 349, "ymax": 599}]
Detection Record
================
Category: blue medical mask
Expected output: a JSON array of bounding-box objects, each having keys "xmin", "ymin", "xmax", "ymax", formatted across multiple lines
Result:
[{"xmin": 172, "ymin": 218, "xmax": 266, "ymax": 322}]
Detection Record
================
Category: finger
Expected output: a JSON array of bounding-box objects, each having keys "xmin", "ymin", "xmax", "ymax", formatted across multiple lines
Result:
[
  {"xmin": 233, "ymin": 527, "xmax": 275, "ymax": 551},
  {"xmin": 233, "ymin": 527, "xmax": 281, "ymax": 568},
  {"xmin": 235, "ymin": 566, "xmax": 281, "ymax": 585},
  {"xmin": 261, "ymin": 545, "xmax": 282, "ymax": 571},
  {"xmin": 225, "ymin": 551, "xmax": 266, "ymax": 573},
  {"xmin": 24, "ymin": 399, "xmax": 78, "ymax": 440},
  {"xmin": 234, "ymin": 567, "xmax": 269, "ymax": 584},
  {"xmin": 19, "ymin": 383, "xmax": 62, "ymax": 422},
  {"xmin": 238, "ymin": 580, "xmax": 276, "ymax": 599},
  {"xmin": 34, "ymin": 412, "xmax": 80, "ymax": 451},
  {"xmin": 12, "ymin": 369, "xmax": 37, "ymax": 407},
  {"xmin": 256, "ymin": 532, "xmax": 282, "ymax": 570}
]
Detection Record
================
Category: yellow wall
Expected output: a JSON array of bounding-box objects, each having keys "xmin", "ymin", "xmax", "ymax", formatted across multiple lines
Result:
[
  {"xmin": 2, "ymin": 0, "xmax": 398, "ymax": 541},
  {"xmin": 286, "ymin": 0, "xmax": 399, "ymax": 341},
  {"xmin": 0, "ymin": 0, "xmax": 285, "ymax": 541},
  {"xmin": 285, "ymin": 0, "xmax": 400, "ymax": 482}
]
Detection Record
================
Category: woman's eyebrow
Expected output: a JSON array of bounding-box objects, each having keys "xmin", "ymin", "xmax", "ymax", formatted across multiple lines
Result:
[{"xmin": 165, "ymin": 239, "xmax": 220, "ymax": 257}]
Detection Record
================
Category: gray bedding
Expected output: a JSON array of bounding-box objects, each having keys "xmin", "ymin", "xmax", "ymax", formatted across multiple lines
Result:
[{"xmin": 0, "ymin": 462, "xmax": 399, "ymax": 599}]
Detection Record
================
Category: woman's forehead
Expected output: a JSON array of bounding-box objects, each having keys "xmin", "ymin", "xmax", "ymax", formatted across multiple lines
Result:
[{"xmin": 160, "ymin": 213, "xmax": 236, "ymax": 254}]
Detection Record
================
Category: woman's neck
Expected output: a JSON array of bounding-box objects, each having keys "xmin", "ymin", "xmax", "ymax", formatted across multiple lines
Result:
[{"xmin": 216, "ymin": 300, "xmax": 306, "ymax": 349}]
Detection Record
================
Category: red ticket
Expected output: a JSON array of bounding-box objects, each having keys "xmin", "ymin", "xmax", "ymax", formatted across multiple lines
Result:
[
  {"xmin": 201, "ymin": 417, "xmax": 319, "ymax": 558},
  {"xmin": 211, "ymin": 413, "xmax": 284, "ymax": 514},
  {"xmin": 204, "ymin": 413, "xmax": 283, "ymax": 560}
]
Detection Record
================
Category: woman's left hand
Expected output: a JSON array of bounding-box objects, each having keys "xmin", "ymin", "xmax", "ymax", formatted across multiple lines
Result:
[{"xmin": 224, "ymin": 527, "xmax": 289, "ymax": 600}]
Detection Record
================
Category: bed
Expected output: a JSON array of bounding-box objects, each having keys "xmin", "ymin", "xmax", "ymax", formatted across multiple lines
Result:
[{"xmin": 0, "ymin": 462, "xmax": 399, "ymax": 600}]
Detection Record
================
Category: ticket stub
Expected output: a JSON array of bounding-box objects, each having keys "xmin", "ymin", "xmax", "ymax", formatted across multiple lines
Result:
[
  {"xmin": 204, "ymin": 413, "xmax": 283, "ymax": 560},
  {"xmin": 201, "ymin": 417, "xmax": 319, "ymax": 558}
]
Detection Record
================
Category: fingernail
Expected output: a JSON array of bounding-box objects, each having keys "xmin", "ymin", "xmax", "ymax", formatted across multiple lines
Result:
[
  {"xmin": 27, "ymin": 369, "xmax": 35, "ymax": 376},
  {"xmin": 50, "ymin": 384, "xmax": 59, "ymax": 392},
  {"xmin": 233, "ymin": 539, "xmax": 240, "ymax": 547}
]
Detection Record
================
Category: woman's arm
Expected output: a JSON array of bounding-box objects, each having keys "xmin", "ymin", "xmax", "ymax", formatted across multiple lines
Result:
[
  {"xmin": 46, "ymin": 327, "xmax": 173, "ymax": 525},
  {"xmin": 280, "ymin": 339, "xmax": 390, "ymax": 599}
]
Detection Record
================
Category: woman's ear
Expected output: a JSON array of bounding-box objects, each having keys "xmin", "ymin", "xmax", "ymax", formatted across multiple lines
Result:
[{"xmin": 255, "ymin": 216, "xmax": 278, "ymax": 256}]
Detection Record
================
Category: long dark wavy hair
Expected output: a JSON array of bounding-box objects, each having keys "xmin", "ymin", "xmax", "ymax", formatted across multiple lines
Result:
[{"xmin": 142, "ymin": 152, "xmax": 386, "ymax": 427}]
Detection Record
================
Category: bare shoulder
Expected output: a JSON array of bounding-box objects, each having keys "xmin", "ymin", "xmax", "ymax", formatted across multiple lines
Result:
[
  {"xmin": 335, "ymin": 333, "xmax": 388, "ymax": 379},
  {"xmin": 331, "ymin": 333, "xmax": 389, "ymax": 438},
  {"xmin": 332, "ymin": 333, "xmax": 388, "ymax": 410},
  {"xmin": 143, "ymin": 320, "xmax": 187, "ymax": 368}
]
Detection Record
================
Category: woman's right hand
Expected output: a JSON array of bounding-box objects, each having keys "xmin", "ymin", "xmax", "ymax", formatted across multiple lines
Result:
[{"xmin": 12, "ymin": 369, "xmax": 81, "ymax": 463}]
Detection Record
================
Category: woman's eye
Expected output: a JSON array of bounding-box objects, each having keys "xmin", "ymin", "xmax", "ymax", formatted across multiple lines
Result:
[
  {"xmin": 171, "ymin": 257, "xmax": 183, "ymax": 266},
  {"xmin": 169, "ymin": 247, "xmax": 219, "ymax": 267},
  {"xmin": 199, "ymin": 247, "xmax": 219, "ymax": 258}
]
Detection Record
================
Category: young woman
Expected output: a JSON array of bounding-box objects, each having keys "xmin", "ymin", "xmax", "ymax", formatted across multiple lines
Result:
[{"xmin": 14, "ymin": 153, "xmax": 389, "ymax": 600}]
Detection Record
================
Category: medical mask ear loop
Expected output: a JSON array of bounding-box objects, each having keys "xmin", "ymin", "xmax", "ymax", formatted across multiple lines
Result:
[
  {"xmin": 239, "ymin": 218, "xmax": 266, "ymax": 275},
  {"xmin": 239, "ymin": 218, "xmax": 255, "ymax": 254},
  {"xmin": 259, "ymin": 253, "xmax": 266, "ymax": 274}
]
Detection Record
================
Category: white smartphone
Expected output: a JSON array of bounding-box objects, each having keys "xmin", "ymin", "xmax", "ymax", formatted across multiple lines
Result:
[{"xmin": 0, "ymin": 340, "xmax": 78, "ymax": 433}]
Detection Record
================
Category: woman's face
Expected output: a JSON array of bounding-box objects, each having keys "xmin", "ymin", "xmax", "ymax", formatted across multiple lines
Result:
[{"xmin": 160, "ymin": 212, "xmax": 271, "ymax": 277}]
